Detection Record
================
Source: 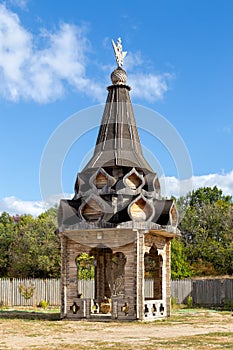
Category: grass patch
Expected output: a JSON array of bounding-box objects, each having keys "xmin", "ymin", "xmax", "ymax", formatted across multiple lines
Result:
[
  {"xmin": 0, "ymin": 307, "xmax": 60, "ymax": 320},
  {"xmin": 151, "ymin": 332, "xmax": 233, "ymax": 349},
  {"xmin": 33, "ymin": 333, "xmax": 233, "ymax": 350}
]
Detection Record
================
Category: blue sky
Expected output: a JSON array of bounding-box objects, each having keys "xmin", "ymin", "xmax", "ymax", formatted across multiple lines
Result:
[{"xmin": 0, "ymin": 0, "xmax": 233, "ymax": 215}]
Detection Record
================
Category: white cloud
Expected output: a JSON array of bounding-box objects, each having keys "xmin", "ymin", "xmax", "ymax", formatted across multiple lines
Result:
[
  {"xmin": 0, "ymin": 4, "xmax": 104, "ymax": 103},
  {"xmin": 124, "ymin": 51, "xmax": 143, "ymax": 71},
  {"xmin": 0, "ymin": 5, "xmax": 172, "ymax": 104},
  {"xmin": 0, "ymin": 193, "xmax": 73, "ymax": 217},
  {"xmin": 162, "ymin": 170, "xmax": 233, "ymax": 199},
  {"xmin": 0, "ymin": 196, "xmax": 46, "ymax": 217},
  {"xmin": 192, "ymin": 171, "xmax": 233, "ymax": 197},
  {"xmin": 129, "ymin": 73, "xmax": 172, "ymax": 102},
  {"xmin": 1, "ymin": 172, "xmax": 232, "ymax": 217},
  {"xmin": 123, "ymin": 50, "xmax": 173, "ymax": 102}
]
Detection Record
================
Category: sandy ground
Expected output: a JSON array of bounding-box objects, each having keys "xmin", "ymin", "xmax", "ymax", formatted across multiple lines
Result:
[{"xmin": 0, "ymin": 309, "xmax": 232, "ymax": 349}]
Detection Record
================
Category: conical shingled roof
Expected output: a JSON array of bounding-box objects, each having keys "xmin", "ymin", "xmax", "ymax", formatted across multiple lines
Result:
[{"xmin": 84, "ymin": 76, "xmax": 153, "ymax": 173}]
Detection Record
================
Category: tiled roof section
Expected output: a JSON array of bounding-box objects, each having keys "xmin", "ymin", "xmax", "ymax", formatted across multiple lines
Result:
[{"xmin": 83, "ymin": 84, "xmax": 153, "ymax": 173}]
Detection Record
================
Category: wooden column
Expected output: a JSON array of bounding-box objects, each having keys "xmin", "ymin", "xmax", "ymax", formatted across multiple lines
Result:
[
  {"xmin": 60, "ymin": 234, "xmax": 68, "ymax": 318},
  {"xmin": 165, "ymin": 239, "xmax": 172, "ymax": 317},
  {"xmin": 136, "ymin": 230, "xmax": 145, "ymax": 320}
]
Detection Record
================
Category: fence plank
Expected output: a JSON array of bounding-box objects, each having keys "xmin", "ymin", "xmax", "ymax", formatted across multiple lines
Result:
[{"xmin": 171, "ymin": 279, "xmax": 192, "ymax": 304}]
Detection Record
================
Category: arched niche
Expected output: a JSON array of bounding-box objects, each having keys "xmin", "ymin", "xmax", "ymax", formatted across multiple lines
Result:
[
  {"xmin": 123, "ymin": 168, "xmax": 144, "ymax": 190},
  {"xmin": 76, "ymin": 253, "xmax": 95, "ymax": 298},
  {"xmin": 90, "ymin": 247, "xmax": 113, "ymax": 301},
  {"xmin": 144, "ymin": 246, "xmax": 163, "ymax": 300},
  {"xmin": 80, "ymin": 197, "xmax": 103, "ymax": 222},
  {"xmin": 90, "ymin": 168, "xmax": 116, "ymax": 190},
  {"xmin": 128, "ymin": 195, "xmax": 154, "ymax": 221},
  {"xmin": 95, "ymin": 171, "xmax": 108, "ymax": 189}
]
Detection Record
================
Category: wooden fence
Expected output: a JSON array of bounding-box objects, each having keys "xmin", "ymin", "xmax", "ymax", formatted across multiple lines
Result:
[
  {"xmin": 0, "ymin": 278, "xmax": 60, "ymax": 306},
  {"xmin": 192, "ymin": 278, "xmax": 233, "ymax": 306},
  {"xmin": 171, "ymin": 278, "xmax": 233, "ymax": 305},
  {"xmin": 0, "ymin": 278, "xmax": 232, "ymax": 307},
  {"xmin": 171, "ymin": 279, "xmax": 192, "ymax": 304}
]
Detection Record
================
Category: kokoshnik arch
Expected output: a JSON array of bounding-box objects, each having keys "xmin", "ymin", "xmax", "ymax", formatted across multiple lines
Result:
[{"xmin": 58, "ymin": 38, "xmax": 180, "ymax": 321}]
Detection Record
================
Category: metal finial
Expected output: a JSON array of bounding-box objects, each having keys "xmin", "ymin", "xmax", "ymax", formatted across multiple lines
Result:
[{"xmin": 111, "ymin": 37, "xmax": 127, "ymax": 67}]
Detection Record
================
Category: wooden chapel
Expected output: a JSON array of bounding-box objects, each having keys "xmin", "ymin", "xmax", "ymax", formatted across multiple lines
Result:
[{"xmin": 58, "ymin": 38, "xmax": 179, "ymax": 321}]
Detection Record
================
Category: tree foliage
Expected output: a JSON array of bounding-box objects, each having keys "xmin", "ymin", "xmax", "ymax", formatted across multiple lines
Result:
[
  {"xmin": 0, "ymin": 212, "xmax": 15, "ymax": 276},
  {"xmin": 76, "ymin": 253, "xmax": 95, "ymax": 280},
  {"xmin": 0, "ymin": 208, "xmax": 60, "ymax": 278},
  {"xmin": 171, "ymin": 238, "xmax": 192, "ymax": 279},
  {"xmin": 176, "ymin": 186, "xmax": 233, "ymax": 277}
]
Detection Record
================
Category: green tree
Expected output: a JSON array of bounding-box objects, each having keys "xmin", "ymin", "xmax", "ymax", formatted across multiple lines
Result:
[
  {"xmin": 171, "ymin": 238, "xmax": 192, "ymax": 279},
  {"xmin": 0, "ymin": 212, "xmax": 15, "ymax": 277},
  {"xmin": 186, "ymin": 186, "xmax": 231, "ymax": 208},
  {"xmin": 8, "ymin": 209, "xmax": 60, "ymax": 278},
  {"xmin": 9, "ymin": 214, "xmax": 40, "ymax": 277},
  {"xmin": 178, "ymin": 187, "xmax": 233, "ymax": 276},
  {"xmin": 35, "ymin": 209, "xmax": 60, "ymax": 278}
]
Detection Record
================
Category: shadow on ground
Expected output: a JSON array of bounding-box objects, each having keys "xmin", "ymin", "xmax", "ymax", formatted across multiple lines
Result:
[{"xmin": 0, "ymin": 309, "xmax": 60, "ymax": 320}]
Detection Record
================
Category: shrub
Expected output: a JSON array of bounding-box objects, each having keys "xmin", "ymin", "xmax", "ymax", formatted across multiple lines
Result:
[
  {"xmin": 18, "ymin": 284, "xmax": 35, "ymax": 300},
  {"xmin": 186, "ymin": 295, "xmax": 193, "ymax": 308},
  {"xmin": 38, "ymin": 300, "xmax": 50, "ymax": 309},
  {"xmin": 223, "ymin": 300, "xmax": 233, "ymax": 311}
]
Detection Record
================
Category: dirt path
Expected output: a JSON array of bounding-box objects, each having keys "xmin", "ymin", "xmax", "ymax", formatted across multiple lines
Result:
[{"xmin": 0, "ymin": 309, "xmax": 232, "ymax": 349}]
